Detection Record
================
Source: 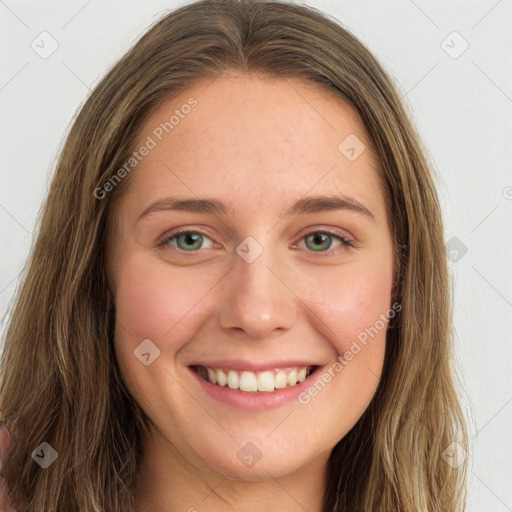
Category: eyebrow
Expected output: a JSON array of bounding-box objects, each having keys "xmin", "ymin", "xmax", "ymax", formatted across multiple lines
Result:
[{"xmin": 137, "ymin": 194, "xmax": 375, "ymax": 222}]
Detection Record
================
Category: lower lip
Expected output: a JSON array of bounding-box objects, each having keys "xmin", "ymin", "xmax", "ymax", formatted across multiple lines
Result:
[{"xmin": 188, "ymin": 366, "xmax": 322, "ymax": 410}]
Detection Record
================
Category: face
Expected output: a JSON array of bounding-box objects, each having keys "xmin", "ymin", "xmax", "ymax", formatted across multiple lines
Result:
[{"xmin": 110, "ymin": 73, "xmax": 394, "ymax": 482}]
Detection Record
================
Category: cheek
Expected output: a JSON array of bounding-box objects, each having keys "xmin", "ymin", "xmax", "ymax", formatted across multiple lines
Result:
[
  {"xmin": 111, "ymin": 252, "xmax": 221, "ymax": 399},
  {"xmin": 298, "ymin": 258, "xmax": 394, "ymax": 347},
  {"xmin": 111, "ymin": 253, "xmax": 218, "ymax": 421},
  {"xmin": 292, "ymin": 248, "xmax": 394, "ymax": 402},
  {"xmin": 113, "ymin": 252, "xmax": 220, "ymax": 340},
  {"xmin": 290, "ymin": 260, "xmax": 392, "ymax": 445}
]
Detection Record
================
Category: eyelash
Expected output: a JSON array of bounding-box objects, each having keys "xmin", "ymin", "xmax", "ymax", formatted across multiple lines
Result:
[{"xmin": 157, "ymin": 227, "xmax": 355, "ymax": 255}]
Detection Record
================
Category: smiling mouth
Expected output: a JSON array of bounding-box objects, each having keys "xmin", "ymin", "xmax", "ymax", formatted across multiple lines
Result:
[{"xmin": 191, "ymin": 365, "xmax": 317, "ymax": 393}]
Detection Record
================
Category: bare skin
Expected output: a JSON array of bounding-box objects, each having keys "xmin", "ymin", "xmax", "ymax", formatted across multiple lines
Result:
[{"xmin": 110, "ymin": 73, "xmax": 395, "ymax": 512}]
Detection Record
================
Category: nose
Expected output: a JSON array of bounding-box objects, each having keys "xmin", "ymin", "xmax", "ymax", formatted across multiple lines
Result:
[{"xmin": 218, "ymin": 244, "xmax": 297, "ymax": 339}]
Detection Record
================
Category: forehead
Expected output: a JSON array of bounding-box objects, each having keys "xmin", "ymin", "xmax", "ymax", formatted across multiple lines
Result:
[{"xmin": 124, "ymin": 73, "xmax": 386, "ymax": 223}]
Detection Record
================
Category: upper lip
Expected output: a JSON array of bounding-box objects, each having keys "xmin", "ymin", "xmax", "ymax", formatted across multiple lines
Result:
[{"xmin": 188, "ymin": 359, "xmax": 321, "ymax": 371}]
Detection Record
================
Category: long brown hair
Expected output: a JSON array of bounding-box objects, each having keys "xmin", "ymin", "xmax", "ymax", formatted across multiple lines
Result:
[{"xmin": 0, "ymin": 1, "xmax": 469, "ymax": 510}]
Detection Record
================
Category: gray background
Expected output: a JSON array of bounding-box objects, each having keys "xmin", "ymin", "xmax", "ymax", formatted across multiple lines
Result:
[{"xmin": 1, "ymin": 0, "xmax": 511, "ymax": 509}]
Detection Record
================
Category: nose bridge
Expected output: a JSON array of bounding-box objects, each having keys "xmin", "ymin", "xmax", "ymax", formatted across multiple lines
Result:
[{"xmin": 218, "ymin": 238, "xmax": 296, "ymax": 338}]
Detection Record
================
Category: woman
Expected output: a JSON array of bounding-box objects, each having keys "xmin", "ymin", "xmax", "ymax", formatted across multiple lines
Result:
[{"xmin": 0, "ymin": 0, "xmax": 469, "ymax": 510}]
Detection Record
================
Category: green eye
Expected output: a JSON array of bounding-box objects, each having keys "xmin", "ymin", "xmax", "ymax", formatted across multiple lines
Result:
[
  {"xmin": 300, "ymin": 231, "xmax": 354, "ymax": 253},
  {"xmin": 159, "ymin": 229, "xmax": 354, "ymax": 254},
  {"xmin": 304, "ymin": 232, "xmax": 334, "ymax": 251},
  {"xmin": 175, "ymin": 232, "xmax": 205, "ymax": 251},
  {"xmin": 160, "ymin": 230, "xmax": 215, "ymax": 251}
]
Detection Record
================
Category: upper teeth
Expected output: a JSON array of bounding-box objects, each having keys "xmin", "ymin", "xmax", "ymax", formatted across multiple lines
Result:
[{"xmin": 197, "ymin": 366, "xmax": 312, "ymax": 392}]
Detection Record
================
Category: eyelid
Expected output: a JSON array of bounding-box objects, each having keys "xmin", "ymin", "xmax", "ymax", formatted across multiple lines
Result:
[
  {"xmin": 157, "ymin": 226, "xmax": 215, "ymax": 247},
  {"xmin": 296, "ymin": 225, "xmax": 355, "ymax": 244},
  {"xmin": 157, "ymin": 225, "xmax": 356, "ymax": 253},
  {"xmin": 292, "ymin": 227, "xmax": 356, "ymax": 253}
]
